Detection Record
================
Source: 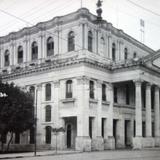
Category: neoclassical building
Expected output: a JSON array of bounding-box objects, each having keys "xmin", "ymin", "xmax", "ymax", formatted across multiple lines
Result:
[{"xmin": 0, "ymin": 6, "xmax": 160, "ymax": 151}]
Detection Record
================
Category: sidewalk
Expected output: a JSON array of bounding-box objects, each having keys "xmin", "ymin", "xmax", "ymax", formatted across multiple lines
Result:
[{"xmin": 0, "ymin": 150, "xmax": 81, "ymax": 159}]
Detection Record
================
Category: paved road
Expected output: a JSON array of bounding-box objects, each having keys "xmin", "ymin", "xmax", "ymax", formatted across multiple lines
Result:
[{"xmin": 7, "ymin": 149, "xmax": 160, "ymax": 160}]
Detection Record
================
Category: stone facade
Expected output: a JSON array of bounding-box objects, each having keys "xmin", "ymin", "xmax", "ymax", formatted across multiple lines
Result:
[{"xmin": 0, "ymin": 8, "xmax": 160, "ymax": 151}]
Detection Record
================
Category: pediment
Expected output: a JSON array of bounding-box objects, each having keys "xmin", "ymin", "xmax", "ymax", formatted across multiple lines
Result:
[{"xmin": 152, "ymin": 57, "xmax": 160, "ymax": 69}]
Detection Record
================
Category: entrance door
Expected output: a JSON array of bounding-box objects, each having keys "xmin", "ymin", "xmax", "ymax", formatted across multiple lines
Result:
[
  {"xmin": 67, "ymin": 124, "xmax": 72, "ymax": 148},
  {"xmin": 125, "ymin": 120, "xmax": 131, "ymax": 147},
  {"xmin": 113, "ymin": 119, "xmax": 117, "ymax": 148}
]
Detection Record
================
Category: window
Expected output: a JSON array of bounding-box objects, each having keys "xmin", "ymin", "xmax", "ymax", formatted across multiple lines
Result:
[
  {"xmin": 102, "ymin": 118, "xmax": 106, "ymax": 138},
  {"xmin": 68, "ymin": 31, "xmax": 75, "ymax": 52},
  {"xmin": 89, "ymin": 117, "xmax": 93, "ymax": 139},
  {"xmin": 31, "ymin": 41, "xmax": 38, "ymax": 60},
  {"xmin": 29, "ymin": 127, "xmax": 35, "ymax": 144},
  {"xmin": 88, "ymin": 31, "xmax": 93, "ymax": 52},
  {"xmin": 112, "ymin": 43, "xmax": 116, "ymax": 61},
  {"xmin": 142, "ymin": 121, "xmax": 146, "ymax": 137},
  {"xmin": 100, "ymin": 37, "xmax": 105, "ymax": 55},
  {"xmin": 47, "ymin": 37, "xmax": 54, "ymax": 56},
  {"xmin": 45, "ymin": 126, "xmax": 52, "ymax": 144},
  {"xmin": 124, "ymin": 48, "xmax": 128, "ymax": 60},
  {"xmin": 133, "ymin": 52, "xmax": 137, "ymax": 58},
  {"xmin": 45, "ymin": 83, "xmax": 51, "ymax": 101},
  {"xmin": 126, "ymin": 84, "xmax": 130, "ymax": 105},
  {"xmin": 4, "ymin": 50, "xmax": 10, "ymax": 66},
  {"xmin": 114, "ymin": 86, "xmax": 117, "ymax": 103},
  {"xmin": 29, "ymin": 86, "xmax": 35, "ymax": 101},
  {"xmin": 102, "ymin": 84, "xmax": 106, "ymax": 101},
  {"xmin": 45, "ymin": 105, "xmax": 51, "ymax": 122},
  {"xmin": 152, "ymin": 122, "xmax": 155, "ymax": 137},
  {"xmin": 17, "ymin": 46, "xmax": 23, "ymax": 64},
  {"xmin": 66, "ymin": 80, "xmax": 72, "ymax": 98},
  {"xmin": 89, "ymin": 81, "xmax": 94, "ymax": 99},
  {"xmin": 15, "ymin": 132, "xmax": 20, "ymax": 144}
]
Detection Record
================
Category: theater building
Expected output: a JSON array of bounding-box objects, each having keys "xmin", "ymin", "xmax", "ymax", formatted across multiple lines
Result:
[{"xmin": 0, "ymin": 6, "xmax": 160, "ymax": 151}]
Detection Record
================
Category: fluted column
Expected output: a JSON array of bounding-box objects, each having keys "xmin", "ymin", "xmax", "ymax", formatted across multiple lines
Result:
[
  {"xmin": 145, "ymin": 83, "xmax": 152, "ymax": 137},
  {"xmin": 133, "ymin": 79, "xmax": 143, "ymax": 149},
  {"xmin": 104, "ymin": 83, "xmax": 115, "ymax": 149},
  {"xmin": 154, "ymin": 86, "xmax": 160, "ymax": 146},
  {"xmin": 135, "ymin": 80, "xmax": 142, "ymax": 137}
]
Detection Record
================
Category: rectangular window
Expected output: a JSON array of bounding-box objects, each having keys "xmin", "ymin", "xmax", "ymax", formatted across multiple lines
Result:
[
  {"xmin": 66, "ymin": 80, "xmax": 72, "ymax": 98},
  {"xmin": 142, "ymin": 121, "xmax": 146, "ymax": 137},
  {"xmin": 89, "ymin": 81, "xmax": 94, "ymax": 99},
  {"xmin": 15, "ymin": 132, "xmax": 20, "ymax": 144},
  {"xmin": 89, "ymin": 117, "xmax": 93, "ymax": 139},
  {"xmin": 102, "ymin": 84, "xmax": 106, "ymax": 101},
  {"xmin": 114, "ymin": 87, "xmax": 117, "ymax": 103},
  {"xmin": 126, "ymin": 84, "xmax": 130, "ymax": 105},
  {"xmin": 102, "ymin": 118, "xmax": 105, "ymax": 138}
]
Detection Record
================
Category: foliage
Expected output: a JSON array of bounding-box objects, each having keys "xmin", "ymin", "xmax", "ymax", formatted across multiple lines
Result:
[{"xmin": 0, "ymin": 81, "xmax": 34, "ymax": 151}]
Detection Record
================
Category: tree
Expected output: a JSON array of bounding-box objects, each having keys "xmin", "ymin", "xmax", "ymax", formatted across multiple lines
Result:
[{"xmin": 0, "ymin": 81, "xmax": 34, "ymax": 152}]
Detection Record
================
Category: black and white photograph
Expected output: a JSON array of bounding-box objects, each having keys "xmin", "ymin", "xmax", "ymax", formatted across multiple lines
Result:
[{"xmin": 0, "ymin": 0, "xmax": 160, "ymax": 159}]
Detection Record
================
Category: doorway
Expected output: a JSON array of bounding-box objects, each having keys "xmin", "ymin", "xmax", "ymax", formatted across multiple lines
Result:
[{"xmin": 67, "ymin": 124, "xmax": 72, "ymax": 148}]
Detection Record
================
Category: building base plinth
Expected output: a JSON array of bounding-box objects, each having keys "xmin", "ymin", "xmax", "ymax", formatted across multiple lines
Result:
[
  {"xmin": 132, "ymin": 137, "xmax": 142, "ymax": 149},
  {"xmin": 91, "ymin": 137, "xmax": 104, "ymax": 151},
  {"xmin": 75, "ymin": 136, "xmax": 91, "ymax": 152},
  {"xmin": 104, "ymin": 136, "xmax": 115, "ymax": 150},
  {"xmin": 155, "ymin": 137, "xmax": 160, "ymax": 147},
  {"xmin": 142, "ymin": 137, "xmax": 155, "ymax": 148}
]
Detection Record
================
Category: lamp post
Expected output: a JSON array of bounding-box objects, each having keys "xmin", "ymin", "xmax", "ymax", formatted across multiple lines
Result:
[{"xmin": 34, "ymin": 87, "xmax": 38, "ymax": 156}]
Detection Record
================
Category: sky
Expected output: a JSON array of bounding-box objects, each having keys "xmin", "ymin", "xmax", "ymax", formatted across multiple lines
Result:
[{"xmin": 0, "ymin": 0, "xmax": 160, "ymax": 51}]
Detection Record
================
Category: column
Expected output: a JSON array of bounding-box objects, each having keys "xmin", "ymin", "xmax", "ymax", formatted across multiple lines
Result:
[
  {"xmin": 92, "ymin": 80, "xmax": 104, "ymax": 151},
  {"xmin": 23, "ymin": 36, "xmax": 28, "ymax": 63},
  {"xmin": 145, "ymin": 83, "xmax": 152, "ymax": 137},
  {"xmin": 104, "ymin": 83, "xmax": 115, "ymax": 149},
  {"xmin": 133, "ymin": 79, "xmax": 143, "ymax": 149},
  {"xmin": 108, "ymin": 35, "xmax": 112, "ymax": 59},
  {"xmin": 76, "ymin": 76, "xmax": 91, "ymax": 151},
  {"xmin": 154, "ymin": 86, "xmax": 160, "ymax": 146}
]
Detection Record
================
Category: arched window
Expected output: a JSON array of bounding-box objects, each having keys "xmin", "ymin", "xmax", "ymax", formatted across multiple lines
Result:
[
  {"xmin": 45, "ymin": 105, "xmax": 51, "ymax": 122},
  {"xmin": 47, "ymin": 37, "xmax": 54, "ymax": 56},
  {"xmin": 29, "ymin": 86, "xmax": 35, "ymax": 101},
  {"xmin": 31, "ymin": 41, "xmax": 38, "ymax": 60},
  {"xmin": 45, "ymin": 126, "xmax": 51, "ymax": 144},
  {"xmin": 112, "ymin": 43, "xmax": 116, "ymax": 61},
  {"xmin": 124, "ymin": 48, "xmax": 128, "ymax": 60},
  {"xmin": 68, "ymin": 31, "xmax": 75, "ymax": 52},
  {"xmin": 88, "ymin": 31, "xmax": 93, "ymax": 52},
  {"xmin": 89, "ymin": 80, "xmax": 94, "ymax": 99},
  {"xmin": 102, "ymin": 84, "xmax": 106, "ymax": 101},
  {"xmin": 4, "ymin": 50, "xmax": 10, "ymax": 66},
  {"xmin": 66, "ymin": 80, "xmax": 72, "ymax": 98},
  {"xmin": 17, "ymin": 46, "xmax": 23, "ymax": 64},
  {"xmin": 133, "ymin": 52, "xmax": 137, "ymax": 58},
  {"xmin": 45, "ymin": 83, "xmax": 51, "ymax": 101},
  {"xmin": 100, "ymin": 37, "xmax": 105, "ymax": 56}
]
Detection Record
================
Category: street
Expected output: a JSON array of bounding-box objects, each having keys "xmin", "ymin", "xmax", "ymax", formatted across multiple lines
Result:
[{"xmin": 4, "ymin": 149, "xmax": 160, "ymax": 160}]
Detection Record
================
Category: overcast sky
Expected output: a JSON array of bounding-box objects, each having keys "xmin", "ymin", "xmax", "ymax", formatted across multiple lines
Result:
[{"xmin": 0, "ymin": 0, "xmax": 160, "ymax": 51}]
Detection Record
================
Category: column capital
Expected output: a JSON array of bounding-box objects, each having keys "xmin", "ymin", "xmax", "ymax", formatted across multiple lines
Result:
[
  {"xmin": 36, "ymin": 84, "xmax": 42, "ymax": 91},
  {"xmin": 146, "ymin": 82, "xmax": 152, "ymax": 88},
  {"xmin": 106, "ymin": 83, "xmax": 113, "ymax": 90},
  {"xmin": 133, "ymin": 79, "xmax": 143, "ymax": 86},
  {"xmin": 96, "ymin": 80, "xmax": 103, "ymax": 88},
  {"xmin": 155, "ymin": 85, "xmax": 160, "ymax": 91},
  {"xmin": 76, "ymin": 76, "xmax": 89, "ymax": 85},
  {"xmin": 54, "ymin": 80, "xmax": 60, "ymax": 88}
]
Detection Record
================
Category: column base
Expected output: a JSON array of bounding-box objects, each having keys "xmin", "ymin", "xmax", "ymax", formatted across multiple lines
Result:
[
  {"xmin": 155, "ymin": 137, "xmax": 160, "ymax": 147},
  {"xmin": 75, "ymin": 136, "xmax": 91, "ymax": 152},
  {"xmin": 104, "ymin": 136, "xmax": 115, "ymax": 150},
  {"xmin": 91, "ymin": 136, "xmax": 104, "ymax": 151},
  {"xmin": 142, "ymin": 137, "xmax": 155, "ymax": 148},
  {"xmin": 132, "ymin": 136, "xmax": 142, "ymax": 149}
]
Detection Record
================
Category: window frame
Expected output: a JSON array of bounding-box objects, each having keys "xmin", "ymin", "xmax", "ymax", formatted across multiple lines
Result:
[
  {"xmin": 89, "ymin": 80, "xmax": 94, "ymax": 99},
  {"xmin": 68, "ymin": 31, "xmax": 75, "ymax": 52},
  {"xmin": 47, "ymin": 37, "xmax": 54, "ymax": 56},
  {"xmin": 17, "ymin": 46, "xmax": 23, "ymax": 64},
  {"xmin": 45, "ymin": 105, "xmax": 51, "ymax": 122},
  {"xmin": 66, "ymin": 80, "xmax": 73, "ymax": 98},
  {"xmin": 31, "ymin": 41, "xmax": 38, "ymax": 60},
  {"xmin": 45, "ymin": 83, "xmax": 51, "ymax": 101},
  {"xmin": 88, "ymin": 31, "xmax": 93, "ymax": 52}
]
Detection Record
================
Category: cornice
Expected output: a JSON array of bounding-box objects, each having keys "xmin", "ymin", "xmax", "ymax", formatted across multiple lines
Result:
[{"xmin": 0, "ymin": 7, "xmax": 156, "ymax": 55}]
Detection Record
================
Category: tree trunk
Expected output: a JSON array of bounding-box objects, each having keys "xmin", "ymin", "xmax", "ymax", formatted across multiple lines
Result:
[{"xmin": 6, "ymin": 132, "xmax": 13, "ymax": 152}]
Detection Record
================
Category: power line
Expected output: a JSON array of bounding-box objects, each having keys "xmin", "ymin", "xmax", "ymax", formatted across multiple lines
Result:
[{"xmin": 126, "ymin": 0, "xmax": 160, "ymax": 17}]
